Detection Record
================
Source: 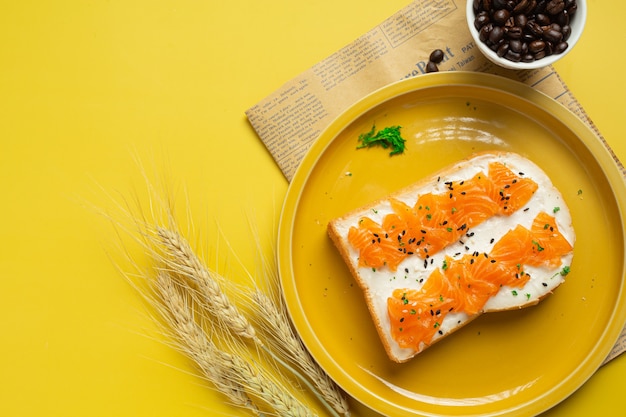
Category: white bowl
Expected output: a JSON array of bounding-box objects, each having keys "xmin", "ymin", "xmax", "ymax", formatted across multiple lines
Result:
[{"xmin": 466, "ymin": 0, "xmax": 587, "ymax": 70}]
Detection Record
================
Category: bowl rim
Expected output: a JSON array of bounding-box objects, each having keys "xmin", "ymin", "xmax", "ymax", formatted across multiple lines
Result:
[{"xmin": 465, "ymin": 0, "xmax": 587, "ymax": 70}]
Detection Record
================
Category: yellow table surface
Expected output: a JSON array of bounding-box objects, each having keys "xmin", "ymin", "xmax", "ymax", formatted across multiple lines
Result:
[{"xmin": 1, "ymin": 1, "xmax": 624, "ymax": 416}]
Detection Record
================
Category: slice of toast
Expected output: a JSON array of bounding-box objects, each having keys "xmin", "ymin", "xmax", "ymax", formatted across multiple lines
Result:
[{"xmin": 327, "ymin": 151, "xmax": 575, "ymax": 363}]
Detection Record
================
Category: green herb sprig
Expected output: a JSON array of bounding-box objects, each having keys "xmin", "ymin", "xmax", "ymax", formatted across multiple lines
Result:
[{"xmin": 357, "ymin": 125, "xmax": 406, "ymax": 156}]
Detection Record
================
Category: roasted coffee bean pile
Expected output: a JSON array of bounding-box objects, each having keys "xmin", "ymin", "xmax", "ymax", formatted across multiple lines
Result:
[{"xmin": 472, "ymin": 0, "xmax": 579, "ymax": 63}]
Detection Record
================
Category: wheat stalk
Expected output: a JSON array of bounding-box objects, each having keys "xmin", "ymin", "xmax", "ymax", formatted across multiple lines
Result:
[
  {"xmin": 154, "ymin": 269, "xmax": 315, "ymax": 416},
  {"xmin": 152, "ymin": 269, "xmax": 259, "ymax": 413},
  {"xmin": 154, "ymin": 224, "xmax": 349, "ymax": 417},
  {"xmin": 98, "ymin": 163, "xmax": 351, "ymax": 416}
]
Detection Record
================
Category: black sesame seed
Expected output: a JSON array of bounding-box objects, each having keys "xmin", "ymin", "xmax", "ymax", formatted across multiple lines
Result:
[{"xmin": 542, "ymin": 282, "xmax": 548, "ymax": 287}]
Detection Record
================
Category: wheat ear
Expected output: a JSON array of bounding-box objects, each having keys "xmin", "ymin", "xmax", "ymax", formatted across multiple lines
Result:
[
  {"xmin": 251, "ymin": 290, "xmax": 350, "ymax": 416},
  {"xmin": 155, "ymin": 226, "xmax": 256, "ymax": 340},
  {"xmin": 155, "ymin": 269, "xmax": 314, "ymax": 417},
  {"xmin": 152, "ymin": 269, "xmax": 259, "ymax": 414}
]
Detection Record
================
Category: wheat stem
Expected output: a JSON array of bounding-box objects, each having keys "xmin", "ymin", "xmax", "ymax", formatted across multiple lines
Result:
[{"xmin": 252, "ymin": 291, "xmax": 350, "ymax": 416}]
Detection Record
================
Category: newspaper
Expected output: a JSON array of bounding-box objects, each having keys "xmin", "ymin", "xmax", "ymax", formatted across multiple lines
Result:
[{"xmin": 245, "ymin": 0, "xmax": 626, "ymax": 363}]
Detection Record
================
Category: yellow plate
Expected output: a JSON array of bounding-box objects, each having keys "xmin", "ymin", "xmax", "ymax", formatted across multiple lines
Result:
[{"xmin": 277, "ymin": 72, "xmax": 626, "ymax": 416}]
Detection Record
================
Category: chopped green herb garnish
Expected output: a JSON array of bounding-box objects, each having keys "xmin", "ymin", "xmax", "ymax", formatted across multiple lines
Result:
[
  {"xmin": 553, "ymin": 206, "xmax": 561, "ymax": 213},
  {"xmin": 560, "ymin": 265, "xmax": 571, "ymax": 276},
  {"xmin": 532, "ymin": 240, "xmax": 544, "ymax": 252},
  {"xmin": 526, "ymin": 293, "xmax": 531, "ymax": 300},
  {"xmin": 512, "ymin": 290, "xmax": 518, "ymax": 296},
  {"xmin": 442, "ymin": 259, "xmax": 448, "ymax": 270},
  {"xmin": 357, "ymin": 124, "xmax": 406, "ymax": 156}
]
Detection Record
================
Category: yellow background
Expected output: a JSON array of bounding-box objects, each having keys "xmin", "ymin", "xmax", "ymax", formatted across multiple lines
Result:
[{"xmin": 0, "ymin": 1, "xmax": 623, "ymax": 416}]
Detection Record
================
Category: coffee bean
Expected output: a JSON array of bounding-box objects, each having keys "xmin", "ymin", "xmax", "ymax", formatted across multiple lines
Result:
[
  {"xmin": 536, "ymin": 14, "xmax": 550, "ymax": 26},
  {"xmin": 515, "ymin": 14, "xmax": 528, "ymax": 28},
  {"xmin": 526, "ymin": 21, "xmax": 544, "ymax": 38},
  {"xmin": 529, "ymin": 40, "xmax": 546, "ymax": 53},
  {"xmin": 509, "ymin": 39, "xmax": 523, "ymax": 53},
  {"xmin": 475, "ymin": 11, "xmax": 490, "ymax": 30},
  {"xmin": 562, "ymin": 24, "xmax": 572, "ymax": 41},
  {"xmin": 544, "ymin": 28, "xmax": 563, "ymax": 43},
  {"xmin": 493, "ymin": 9, "xmax": 510, "ymax": 25},
  {"xmin": 546, "ymin": 0, "xmax": 565, "ymax": 15},
  {"xmin": 513, "ymin": 0, "xmax": 529, "ymax": 14},
  {"xmin": 429, "ymin": 49, "xmax": 445, "ymax": 63},
  {"xmin": 479, "ymin": 25, "xmax": 492, "ymax": 42},
  {"xmin": 554, "ymin": 41, "xmax": 569, "ymax": 54},
  {"xmin": 497, "ymin": 42, "xmax": 510, "ymax": 57},
  {"xmin": 505, "ymin": 26, "xmax": 523, "ymax": 39},
  {"xmin": 556, "ymin": 10, "xmax": 570, "ymax": 26},
  {"xmin": 566, "ymin": 3, "xmax": 577, "ymax": 16},
  {"xmin": 505, "ymin": 50, "xmax": 522, "ymax": 62},
  {"xmin": 489, "ymin": 26, "xmax": 505, "ymax": 44},
  {"xmin": 426, "ymin": 61, "xmax": 439, "ymax": 73},
  {"xmin": 523, "ymin": 0, "xmax": 537, "ymax": 14}
]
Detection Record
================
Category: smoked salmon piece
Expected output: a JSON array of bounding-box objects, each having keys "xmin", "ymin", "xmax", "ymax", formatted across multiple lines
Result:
[
  {"xmin": 347, "ymin": 162, "xmax": 538, "ymax": 271},
  {"xmin": 388, "ymin": 212, "xmax": 571, "ymax": 351}
]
